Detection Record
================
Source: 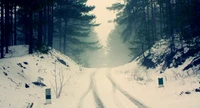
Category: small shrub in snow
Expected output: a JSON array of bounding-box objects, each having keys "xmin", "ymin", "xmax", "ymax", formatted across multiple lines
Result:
[
  {"xmin": 50, "ymin": 61, "xmax": 71, "ymax": 98},
  {"xmin": 51, "ymin": 68, "xmax": 71, "ymax": 98}
]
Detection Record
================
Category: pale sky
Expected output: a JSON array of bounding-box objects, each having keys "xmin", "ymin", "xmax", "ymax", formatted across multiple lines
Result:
[
  {"xmin": 82, "ymin": 0, "xmax": 131, "ymax": 68},
  {"xmin": 86, "ymin": 0, "xmax": 118, "ymax": 47}
]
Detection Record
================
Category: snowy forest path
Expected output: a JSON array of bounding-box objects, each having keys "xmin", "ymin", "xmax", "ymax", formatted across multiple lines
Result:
[
  {"xmin": 78, "ymin": 71, "xmax": 105, "ymax": 108},
  {"xmin": 78, "ymin": 68, "xmax": 148, "ymax": 108},
  {"xmin": 107, "ymin": 70, "xmax": 148, "ymax": 108}
]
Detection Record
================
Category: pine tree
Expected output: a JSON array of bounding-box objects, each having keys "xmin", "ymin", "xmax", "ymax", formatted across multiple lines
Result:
[
  {"xmin": 1, "ymin": 0, "xmax": 5, "ymax": 58},
  {"xmin": 53, "ymin": 0, "xmax": 100, "ymax": 62},
  {"xmin": 0, "ymin": 0, "xmax": 100, "ymax": 60},
  {"xmin": 108, "ymin": 0, "xmax": 200, "ymax": 59}
]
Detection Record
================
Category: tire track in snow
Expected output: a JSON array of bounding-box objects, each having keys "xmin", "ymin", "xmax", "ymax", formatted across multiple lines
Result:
[
  {"xmin": 112, "ymin": 82, "xmax": 125, "ymax": 108},
  {"xmin": 94, "ymin": 69, "xmax": 123, "ymax": 108},
  {"xmin": 107, "ymin": 72, "xmax": 148, "ymax": 108},
  {"xmin": 78, "ymin": 72, "xmax": 105, "ymax": 108},
  {"xmin": 92, "ymin": 72, "xmax": 105, "ymax": 108},
  {"xmin": 78, "ymin": 72, "xmax": 94, "ymax": 108},
  {"xmin": 107, "ymin": 68, "xmax": 125, "ymax": 108}
]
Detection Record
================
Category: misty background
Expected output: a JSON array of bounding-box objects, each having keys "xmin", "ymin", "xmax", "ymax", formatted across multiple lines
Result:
[
  {"xmin": 53, "ymin": 0, "xmax": 131, "ymax": 68},
  {"xmin": 1, "ymin": 0, "xmax": 199, "ymax": 68}
]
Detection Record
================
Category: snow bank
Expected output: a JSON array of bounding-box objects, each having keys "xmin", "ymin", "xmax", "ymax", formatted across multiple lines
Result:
[
  {"xmin": 110, "ymin": 39, "xmax": 200, "ymax": 108},
  {"xmin": 0, "ymin": 46, "xmax": 94, "ymax": 108}
]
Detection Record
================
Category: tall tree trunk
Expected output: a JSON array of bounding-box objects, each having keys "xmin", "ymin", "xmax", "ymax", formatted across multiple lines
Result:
[
  {"xmin": 9, "ymin": 2, "xmax": 13, "ymax": 45},
  {"xmin": 163, "ymin": 1, "xmax": 167, "ymax": 38},
  {"xmin": 142, "ymin": 0, "xmax": 149, "ymax": 54},
  {"xmin": 14, "ymin": 2, "xmax": 17, "ymax": 45},
  {"xmin": 25, "ymin": 11, "xmax": 29, "ymax": 44},
  {"xmin": 151, "ymin": 0, "xmax": 156, "ymax": 43},
  {"xmin": 1, "ymin": 0, "xmax": 5, "ymax": 58},
  {"xmin": 63, "ymin": 19, "xmax": 67, "ymax": 54},
  {"xmin": 147, "ymin": 1, "xmax": 150, "ymax": 40},
  {"xmin": 159, "ymin": 2, "xmax": 163, "ymax": 39},
  {"xmin": 47, "ymin": 5, "xmax": 53, "ymax": 47},
  {"xmin": 28, "ymin": 10, "xmax": 33, "ymax": 54},
  {"xmin": 57, "ymin": 4, "xmax": 62, "ymax": 52},
  {"xmin": 58, "ymin": 17, "xmax": 62, "ymax": 52},
  {"xmin": 43, "ymin": 6, "xmax": 47, "ymax": 45},
  {"xmin": 168, "ymin": 0, "xmax": 175, "ymax": 52},
  {"xmin": 143, "ymin": 0, "xmax": 147, "ymax": 36},
  {"xmin": 51, "ymin": 4, "xmax": 54, "ymax": 47},
  {"xmin": 152, "ymin": 1, "xmax": 156, "ymax": 42},
  {"xmin": 5, "ymin": 0, "xmax": 10, "ymax": 53},
  {"xmin": 38, "ymin": 9, "xmax": 43, "ymax": 49},
  {"xmin": 146, "ymin": 1, "xmax": 151, "ymax": 52}
]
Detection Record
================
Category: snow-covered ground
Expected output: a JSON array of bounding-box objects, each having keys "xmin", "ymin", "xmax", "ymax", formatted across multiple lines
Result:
[
  {"xmin": 0, "ymin": 44, "xmax": 200, "ymax": 108},
  {"xmin": 0, "ymin": 45, "xmax": 94, "ymax": 108},
  {"xmin": 110, "ymin": 39, "xmax": 200, "ymax": 108},
  {"xmin": 111, "ymin": 61, "xmax": 200, "ymax": 108}
]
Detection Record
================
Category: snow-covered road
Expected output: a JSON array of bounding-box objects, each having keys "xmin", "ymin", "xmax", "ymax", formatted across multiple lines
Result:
[
  {"xmin": 78, "ymin": 68, "xmax": 148, "ymax": 108},
  {"xmin": 1, "ymin": 46, "xmax": 200, "ymax": 108}
]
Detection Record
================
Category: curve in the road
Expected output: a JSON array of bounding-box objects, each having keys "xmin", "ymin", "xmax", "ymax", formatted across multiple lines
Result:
[{"xmin": 107, "ymin": 73, "xmax": 148, "ymax": 108}]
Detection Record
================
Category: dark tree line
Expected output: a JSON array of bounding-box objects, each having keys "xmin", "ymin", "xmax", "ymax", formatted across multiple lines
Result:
[
  {"xmin": 108, "ymin": 0, "xmax": 200, "ymax": 58},
  {"xmin": 0, "ymin": 0, "xmax": 54, "ymax": 58},
  {"xmin": 0, "ymin": 0, "xmax": 99, "ymax": 60}
]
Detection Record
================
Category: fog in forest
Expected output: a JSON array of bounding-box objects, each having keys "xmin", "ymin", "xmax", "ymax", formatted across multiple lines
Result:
[{"xmin": 78, "ymin": 0, "xmax": 131, "ymax": 68}]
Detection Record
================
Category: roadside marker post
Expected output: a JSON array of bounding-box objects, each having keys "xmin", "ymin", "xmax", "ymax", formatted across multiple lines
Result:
[
  {"xmin": 158, "ymin": 78, "xmax": 164, "ymax": 88},
  {"xmin": 45, "ymin": 88, "xmax": 52, "ymax": 104}
]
